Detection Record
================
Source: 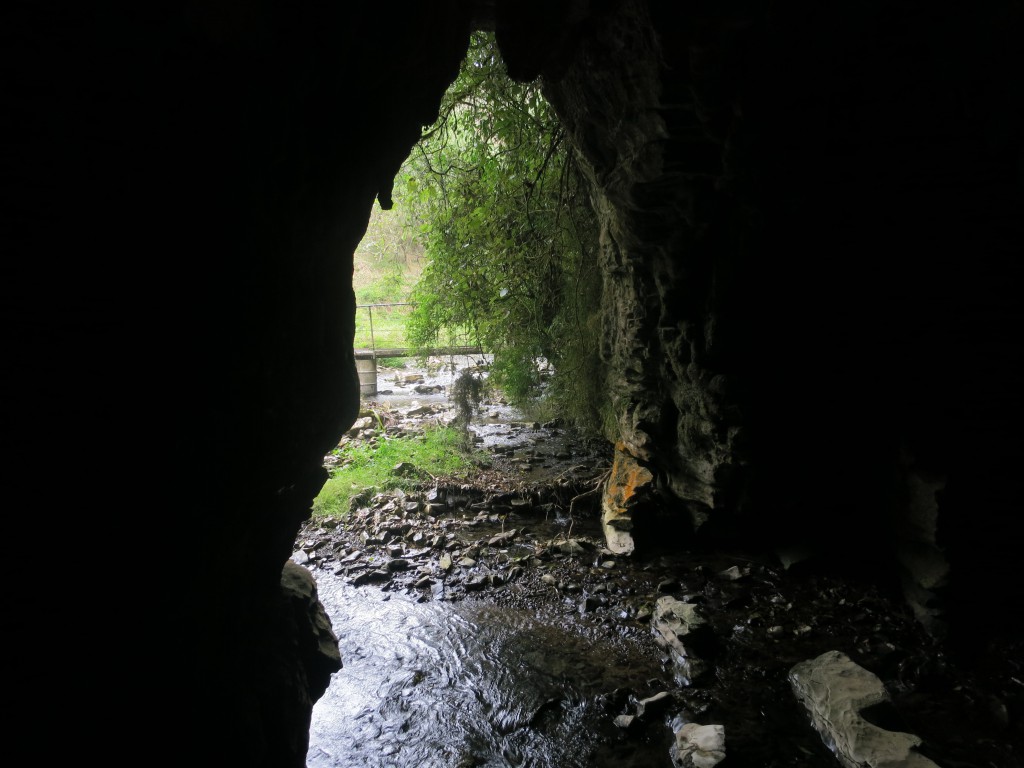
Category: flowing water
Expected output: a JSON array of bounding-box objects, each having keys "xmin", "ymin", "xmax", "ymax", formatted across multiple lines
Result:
[
  {"xmin": 305, "ymin": 358, "xmax": 1022, "ymax": 768},
  {"xmin": 306, "ymin": 572, "xmax": 673, "ymax": 768},
  {"xmin": 311, "ymin": 355, "xmax": 690, "ymax": 766}
]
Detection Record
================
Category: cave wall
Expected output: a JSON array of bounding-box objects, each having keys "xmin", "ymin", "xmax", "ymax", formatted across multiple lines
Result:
[
  {"xmin": 498, "ymin": 0, "xmax": 1023, "ymax": 649},
  {"xmin": 8, "ymin": 2, "xmax": 476, "ymax": 765}
]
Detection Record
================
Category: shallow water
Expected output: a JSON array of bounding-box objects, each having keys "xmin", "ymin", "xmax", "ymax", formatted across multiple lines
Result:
[
  {"xmin": 362, "ymin": 355, "xmax": 603, "ymax": 484},
  {"xmin": 306, "ymin": 572, "xmax": 673, "ymax": 768}
]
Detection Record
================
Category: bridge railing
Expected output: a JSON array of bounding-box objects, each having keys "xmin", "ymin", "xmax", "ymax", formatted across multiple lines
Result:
[
  {"xmin": 354, "ymin": 302, "xmax": 482, "ymax": 359},
  {"xmin": 354, "ymin": 302, "xmax": 414, "ymax": 354},
  {"xmin": 353, "ymin": 303, "xmax": 484, "ymax": 395}
]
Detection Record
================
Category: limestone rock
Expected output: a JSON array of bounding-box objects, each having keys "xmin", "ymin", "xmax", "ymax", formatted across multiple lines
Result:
[
  {"xmin": 789, "ymin": 650, "xmax": 940, "ymax": 768},
  {"xmin": 633, "ymin": 690, "xmax": 672, "ymax": 719},
  {"xmin": 280, "ymin": 561, "xmax": 342, "ymax": 695},
  {"xmin": 652, "ymin": 596, "xmax": 711, "ymax": 685},
  {"xmin": 600, "ymin": 442, "xmax": 655, "ymax": 555},
  {"xmin": 670, "ymin": 722, "xmax": 726, "ymax": 768}
]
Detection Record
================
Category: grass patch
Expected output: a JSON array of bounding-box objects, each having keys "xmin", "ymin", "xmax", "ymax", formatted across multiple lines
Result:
[
  {"xmin": 312, "ymin": 426, "xmax": 484, "ymax": 518},
  {"xmin": 353, "ymin": 303, "xmax": 414, "ymax": 350}
]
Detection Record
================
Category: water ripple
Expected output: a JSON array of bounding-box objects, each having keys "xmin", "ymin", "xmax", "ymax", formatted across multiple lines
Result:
[{"xmin": 307, "ymin": 572, "xmax": 668, "ymax": 767}]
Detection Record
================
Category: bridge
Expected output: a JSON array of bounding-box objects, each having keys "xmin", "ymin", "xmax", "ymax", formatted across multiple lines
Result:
[
  {"xmin": 354, "ymin": 345, "xmax": 483, "ymax": 360},
  {"xmin": 353, "ymin": 303, "xmax": 485, "ymax": 395},
  {"xmin": 354, "ymin": 345, "xmax": 486, "ymax": 397}
]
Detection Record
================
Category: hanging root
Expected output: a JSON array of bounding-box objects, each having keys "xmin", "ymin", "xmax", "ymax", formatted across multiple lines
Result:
[{"xmin": 567, "ymin": 468, "xmax": 610, "ymax": 518}]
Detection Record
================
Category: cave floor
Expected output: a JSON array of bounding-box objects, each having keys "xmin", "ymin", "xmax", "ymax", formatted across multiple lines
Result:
[
  {"xmin": 297, "ymin": 357, "xmax": 1021, "ymax": 767},
  {"xmin": 298, "ymin": 488, "xmax": 1022, "ymax": 768}
]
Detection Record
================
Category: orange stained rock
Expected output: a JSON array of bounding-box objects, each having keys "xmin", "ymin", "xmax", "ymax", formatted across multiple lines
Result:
[{"xmin": 606, "ymin": 441, "xmax": 654, "ymax": 513}]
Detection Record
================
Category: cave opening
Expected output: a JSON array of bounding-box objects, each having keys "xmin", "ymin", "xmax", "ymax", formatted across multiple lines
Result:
[
  {"xmin": 347, "ymin": 27, "xmax": 606, "ymax": 437},
  {"xmin": 9, "ymin": 2, "xmax": 1022, "ymax": 766}
]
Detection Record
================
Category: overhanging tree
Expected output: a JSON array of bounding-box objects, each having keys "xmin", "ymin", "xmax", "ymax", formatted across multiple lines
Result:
[{"xmin": 399, "ymin": 31, "xmax": 611, "ymax": 436}]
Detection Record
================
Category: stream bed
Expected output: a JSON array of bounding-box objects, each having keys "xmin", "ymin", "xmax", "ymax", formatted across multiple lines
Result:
[
  {"xmin": 299, "ymin": 355, "xmax": 1022, "ymax": 768},
  {"xmin": 305, "ymin": 571, "xmax": 672, "ymax": 768},
  {"xmin": 308, "ymin": 356, "xmax": 678, "ymax": 767}
]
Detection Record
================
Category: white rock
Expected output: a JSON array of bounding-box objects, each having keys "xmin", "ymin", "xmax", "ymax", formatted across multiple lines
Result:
[
  {"xmin": 652, "ymin": 597, "xmax": 708, "ymax": 684},
  {"xmin": 789, "ymin": 650, "xmax": 940, "ymax": 768},
  {"xmin": 670, "ymin": 723, "xmax": 725, "ymax": 768}
]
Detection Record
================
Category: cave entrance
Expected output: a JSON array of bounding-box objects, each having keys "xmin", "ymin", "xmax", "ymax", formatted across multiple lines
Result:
[{"xmin": 354, "ymin": 29, "xmax": 606, "ymax": 434}]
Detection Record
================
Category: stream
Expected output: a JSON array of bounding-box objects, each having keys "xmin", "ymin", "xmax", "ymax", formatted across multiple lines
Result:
[
  {"xmin": 308, "ymin": 355, "xmax": 675, "ymax": 767},
  {"xmin": 299, "ymin": 355, "xmax": 1022, "ymax": 768},
  {"xmin": 305, "ymin": 573, "xmax": 672, "ymax": 768}
]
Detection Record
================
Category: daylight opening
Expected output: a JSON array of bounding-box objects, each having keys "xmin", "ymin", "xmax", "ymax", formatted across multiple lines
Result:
[{"xmin": 351, "ymin": 30, "xmax": 607, "ymax": 427}]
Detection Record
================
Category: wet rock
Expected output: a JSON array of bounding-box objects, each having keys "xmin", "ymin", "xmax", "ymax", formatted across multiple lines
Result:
[
  {"xmin": 555, "ymin": 539, "xmax": 590, "ymax": 556},
  {"xmin": 600, "ymin": 442, "xmax": 656, "ymax": 555},
  {"xmin": 383, "ymin": 522, "xmax": 412, "ymax": 538},
  {"xmin": 652, "ymin": 596, "xmax": 712, "ymax": 685},
  {"xmin": 352, "ymin": 569, "xmax": 392, "ymax": 586},
  {"xmin": 789, "ymin": 650, "xmax": 940, "ymax": 768},
  {"xmin": 717, "ymin": 565, "xmax": 744, "ymax": 581},
  {"xmin": 403, "ymin": 405, "xmax": 434, "ymax": 417},
  {"xmin": 613, "ymin": 714, "xmax": 637, "ymax": 730},
  {"xmin": 465, "ymin": 575, "xmax": 489, "ymax": 591},
  {"xmin": 487, "ymin": 529, "xmax": 517, "ymax": 546},
  {"xmin": 633, "ymin": 690, "xmax": 673, "ymax": 719},
  {"xmin": 669, "ymin": 720, "xmax": 726, "ymax": 768}
]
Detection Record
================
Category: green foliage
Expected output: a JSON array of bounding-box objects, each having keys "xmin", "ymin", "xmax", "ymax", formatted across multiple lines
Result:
[
  {"xmin": 448, "ymin": 368, "xmax": 489, "ymax": 448},
  {"xmin": 312, "ymin": 427, "xmax": 484, "ymax": 518},
  {"xmin": 355, "ymin": 263, "xmax": 410, "ymax": 305},
  {"xmin": 450, "ymin": 369, "xmax": 486, "ymax": 423},
  {"xmin": 400, "ymin": 31, "xmax": 608, "ymax": 435}
]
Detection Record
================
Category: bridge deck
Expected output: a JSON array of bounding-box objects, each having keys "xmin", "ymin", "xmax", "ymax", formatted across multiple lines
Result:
[{"xmin": 354, "ymin": 345, "xmax": 484, "ymax": 360}]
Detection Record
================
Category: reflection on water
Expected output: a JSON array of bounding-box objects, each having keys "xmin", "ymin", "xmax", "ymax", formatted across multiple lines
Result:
[{"xmin": 306, "ymin": 572, "xmax": 671, "ymax": 768}]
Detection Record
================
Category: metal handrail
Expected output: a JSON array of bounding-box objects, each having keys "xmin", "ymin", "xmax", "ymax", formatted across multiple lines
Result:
[
  {"xmin": 355, "ymin": 302, "xmax": 414, "ymax": 358},
  {"xmin": 353, "ymin": 302, "xmax": 481, "ymax": 360}
]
